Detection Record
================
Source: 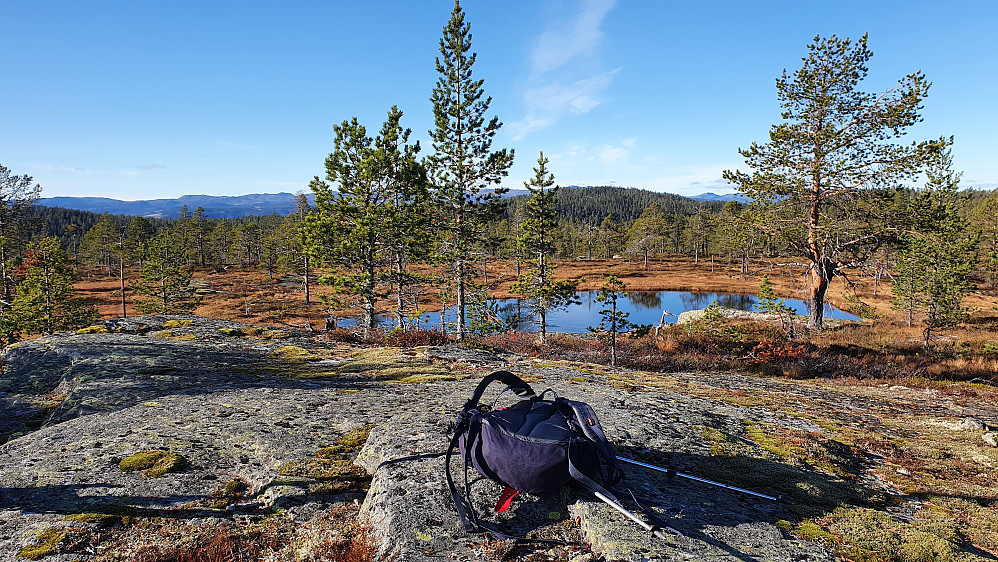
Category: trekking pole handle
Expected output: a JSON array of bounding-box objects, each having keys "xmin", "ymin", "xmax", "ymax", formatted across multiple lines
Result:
[{"xmin": 616, "ymin": 456, "xmax": 779, "ymax": 502}]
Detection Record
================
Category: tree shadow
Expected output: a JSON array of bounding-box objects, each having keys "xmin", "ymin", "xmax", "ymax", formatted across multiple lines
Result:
[
  {"xmin": 452, "ymin": 438, "xmax": 998, "ymax": 561},
  {"xmin": 0, "ymin": 483, "xmax": 233, "ymax": 520}
]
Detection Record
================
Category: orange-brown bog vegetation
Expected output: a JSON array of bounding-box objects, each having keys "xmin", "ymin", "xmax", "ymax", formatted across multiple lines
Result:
[{"xmin": 75, "ymin": 254, "xmax": 998, "ymax": 385}]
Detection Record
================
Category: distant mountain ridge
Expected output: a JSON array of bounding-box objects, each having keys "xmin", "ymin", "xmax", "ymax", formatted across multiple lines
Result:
[
  {"xmin": 39, "ymin": 187, "xmax": 746, "ymax": 220},
  {"xmin": 689, "ymin": 192, "xmax": 748, "ymax": 203},
  {"xmin": 39, "ymin": 193, "xmax": 315, "ymax": 219}
]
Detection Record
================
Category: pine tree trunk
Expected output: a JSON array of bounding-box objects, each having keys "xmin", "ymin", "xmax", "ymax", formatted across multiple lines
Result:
[
  {"xmin": 538, "ymin": 308, "xmax": 547, "ymax": 345},
  {"xmin": 395, "ymin": 257, "xmax": 406, "ymax": 331},
  {"xmin": 610, "ymin": 304, "xmax": 617, "ymax": 368},
  {"xmin": 303, "ymin": 254, "xmax": 311, "ymax": 305},
  {"xmin": 119, "ymin": 259, "xmax": 127, "ymax": 318},
  {"xmin": 807, "ymin": 259, "xmax": 835, "ymax": 330},
  {"xmin": 456, "ymin": 260, "xmax": 466, "ymax": 340}
]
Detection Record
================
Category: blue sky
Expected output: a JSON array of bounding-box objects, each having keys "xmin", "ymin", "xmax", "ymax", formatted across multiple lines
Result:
[{"xmin": 2, "ymin": 0, "xmax": 996, "ymax": 200}]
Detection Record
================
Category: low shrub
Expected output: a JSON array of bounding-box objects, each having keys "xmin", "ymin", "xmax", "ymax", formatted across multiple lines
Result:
[{"xmin": 383, "ymin": 328, "xmax": 451, "ymax": 347}]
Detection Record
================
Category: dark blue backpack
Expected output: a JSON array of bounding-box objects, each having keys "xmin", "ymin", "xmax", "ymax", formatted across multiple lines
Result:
[{"xmin": 446, "ymin": 370, "xmax": 624, "ymax": 536}]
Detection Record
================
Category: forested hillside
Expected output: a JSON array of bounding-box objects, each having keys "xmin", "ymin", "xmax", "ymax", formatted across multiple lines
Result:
[{"xmin": 505, "ymin": 185, "xmax": 724, "ymax": 222}]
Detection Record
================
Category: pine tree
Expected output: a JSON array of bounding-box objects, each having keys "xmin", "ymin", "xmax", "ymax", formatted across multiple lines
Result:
[
  {"xmin": 189, "ymin": 207, "xmax": 210, "ymax": 266},
  {"xmin": 428, "ymin": 0, "xmax": 514, "ymax": 340},
  {"xmin": 134, "ymin": 229, "xmax": 200, "ymax": 314},
  {"xmin": 79, "ymin": 213, "xmax": 120, "ymax": 276},
  {"xmin": 124, "ymin": 217, "xmax": 155, "ymax": 269},
  {"xmin": 589, "ymin": 276, "xmax": 632, "ymax": 367},
  {"xmin": 968, "ymin": 189, "xmax": 998, "ymax": 288},
  {"xmin": 891, "ymin": 146, "xmax": 977, "ymax": 346},
  {"xmin": 9, "ymin": 237, "xmax": 97, "ymax": 337},
  {"xmin": 715, "ymin": 201, "xmax": 757, "ymax": 276},
  {"xmin": 306, "ymin": 107, "xmax": 428, "ymax": 333},
  {"xmin": 723, "ymin": 34, "xmax": 940, "ymax": 330},
  {"xmin": 0, "ymin": 164, "xmax": 42, "ymax": 301},
  {"xmin": 626, "ymin": 204, "xmax": 665, "ymax": 269},
  {"xmin": 207, "ymin": 219, "xmax": 234, "ymax": 271},
  {"xmin": 288, "ymin": 194, "xmax": 314, "ymax": 304},
  {"xmin": 510, "ymin": 153, "xmax": 581, "ymax": 344}
]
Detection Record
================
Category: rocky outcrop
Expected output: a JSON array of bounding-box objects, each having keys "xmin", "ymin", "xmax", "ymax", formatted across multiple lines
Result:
[{"xmin": 1, "ymin": 315, "xmax": 995, "ymax": 561}]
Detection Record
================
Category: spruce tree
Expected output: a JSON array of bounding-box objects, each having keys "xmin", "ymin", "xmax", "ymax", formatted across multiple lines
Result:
[
  {"xmin": 723, "ymin": 34, "xmax": 940, "ymax": 330},
  {"xmin": 428, "ymin": 0, "xmax": 514, "ymax": 340},
  {"xmin": 510, "ymin": 152, "xmax": 580, "ymax": 344}
]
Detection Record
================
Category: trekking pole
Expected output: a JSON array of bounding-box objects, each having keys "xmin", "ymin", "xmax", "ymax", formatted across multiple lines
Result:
[
  {"xmin": 617, "ymin": 457, "xmax": 779, "ymax": 502},
  {"xmin": 592, "ymin": 491, "xmax": 670, "ymax": 540}
]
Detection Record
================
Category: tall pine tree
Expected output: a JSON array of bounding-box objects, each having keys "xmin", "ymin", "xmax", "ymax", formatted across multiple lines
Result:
[
  {"xmin": 428, "ymin": 0, "xmax": 513, "ymax": 340},
  {"xmin": 723, "ymin": 34, "xmax": 940, "ymax": 330},
  {"xmin": 511, "ymin": 152, "xmax": 580, "ymax": 344}
]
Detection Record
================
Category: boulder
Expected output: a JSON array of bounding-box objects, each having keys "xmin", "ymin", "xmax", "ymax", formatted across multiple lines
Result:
[{"xmin": 961, "ymin": 417, "xmax": 987, "ymax": 431}]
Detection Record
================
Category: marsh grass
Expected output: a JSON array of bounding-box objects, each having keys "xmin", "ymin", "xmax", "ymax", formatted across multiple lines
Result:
[{"xmin": 88, "ymin": 504, "xmax": 377, "ymax": 562}]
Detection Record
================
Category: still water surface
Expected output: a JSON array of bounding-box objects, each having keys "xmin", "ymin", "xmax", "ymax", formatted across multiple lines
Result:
[{"xmin": 359, "ymin": 291, "xmax": 859, "ymax": 332}]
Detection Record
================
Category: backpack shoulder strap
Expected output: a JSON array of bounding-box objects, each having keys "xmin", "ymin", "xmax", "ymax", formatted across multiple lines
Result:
[
  {"xmin": 463, "ymin": 370, "xmax": 535, "ymax": 411},
  {"xmin": 563, "ymin": 399, "xmax": 623, "ymax": 486}
]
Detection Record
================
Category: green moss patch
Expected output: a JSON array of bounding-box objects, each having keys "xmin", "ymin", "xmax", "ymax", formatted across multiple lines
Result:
[
  {"xmin": 269, "ymin": 345, "xmax": 323, "ymax": 361},
  {"xmin": 810, "ymin": 507, "xmax": 966, "ymax": 562},
  {"xmin": 277, "ymin": 458, "xmax": 370, "ymax": 494},
  {"xmin": 76, "ymin": 325, "xmax": 109, "ymax": 335},
  {"xmin": 218, "ymin": 327, "xmax": 244, "ymax": 336},
  {"xmin": 743, "ymin": 420, "xmax": 860, "ymax": 477},
  {"xmin": 279, "ymin": 426, "xmax": 375, "ymax": 496},
  {"xmin": 162, "ymin": 320, "xmax": 193, "ymax": 328},
  {"xmin": 118, "ymin": 451, "xmax": 186, "ymax": 478},
  {"xmin": 335, "ymin": 347, "xmax": 471, "ymax": 383},
  {"xmin": 64, "ymin": 505, "xmax": 137, "ymax": 528},
  {"xmin": 18, "ymin": 528, "xmax": 67, "ymax": 560}
]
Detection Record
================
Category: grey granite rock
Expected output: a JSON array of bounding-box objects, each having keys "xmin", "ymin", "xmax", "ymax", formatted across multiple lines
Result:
[{"xmin": 6, "ymin": 314, "xmax": 990, "ymax": 560}]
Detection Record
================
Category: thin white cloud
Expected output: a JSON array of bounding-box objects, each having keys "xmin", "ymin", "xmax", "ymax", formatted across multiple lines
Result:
[
  {"xmin": 525, "ymin": 71, "xmax": 619, "ymax": 115},
  {"xmin": 134, "ymin": 163, "xmax": 167, "ymax": 170},
  {"xmin": 598, "ymin": 145, "xmax": 629, "ymax": 164},
  {"xmin": 34, "ymin": 163, "xmax": 94, "ymax": 174},
  {"xmin": 510, "ymin": 0, "xmax": 618, "ymax": 140},
  {"xmin": 532, "ymin": 0, "xmax": 616, "ymax": 74}
]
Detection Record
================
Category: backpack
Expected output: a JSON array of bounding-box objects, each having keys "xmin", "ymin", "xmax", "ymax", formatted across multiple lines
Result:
[{"xmin": 445, "ymin": 370, "xmax": 624, "ymax": 536}]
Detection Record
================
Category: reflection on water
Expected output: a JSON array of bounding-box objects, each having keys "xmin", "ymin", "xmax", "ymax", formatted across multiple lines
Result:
[
  {"xmin": 627, "ymin": 292, "xmax": 662, "ymax": 310},
  {"xmin": 350, "ymin": 290, "xmax": 860, "ymax": 333}
]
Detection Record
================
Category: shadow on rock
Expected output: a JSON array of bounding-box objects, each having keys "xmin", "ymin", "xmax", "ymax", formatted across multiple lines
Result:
[
  {"xmin": 0, "ymin": 483, "xmax": 218, "ymax": 519},
  {"xmin": 0, "ymin": 315, "xmax": 379, "ymax": 444}
]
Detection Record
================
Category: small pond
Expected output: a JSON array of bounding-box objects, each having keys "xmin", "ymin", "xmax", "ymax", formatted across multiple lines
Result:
[{"xmin": 349, "ymin": 290, "xmax": 859, "ymax": 333}]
